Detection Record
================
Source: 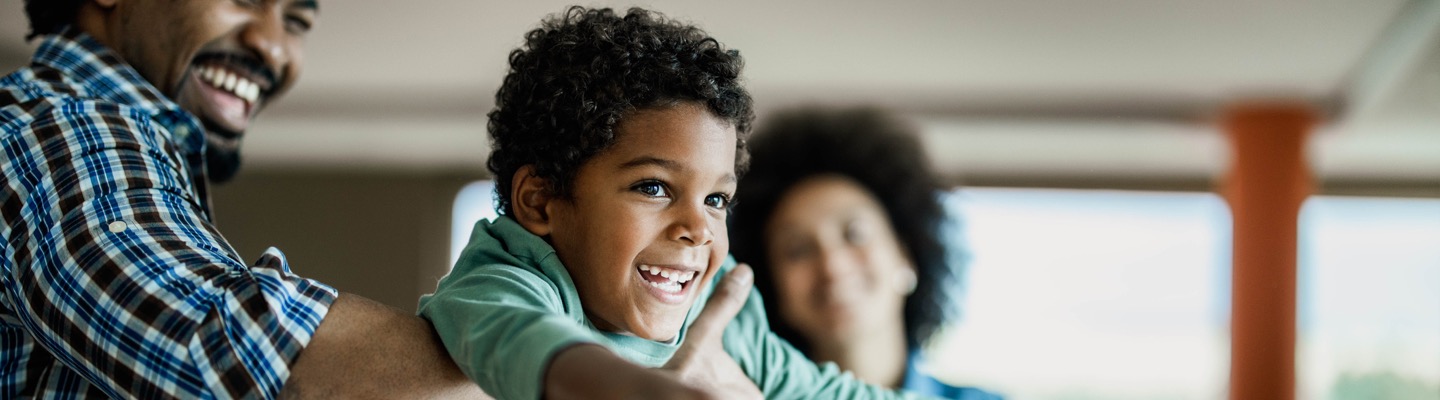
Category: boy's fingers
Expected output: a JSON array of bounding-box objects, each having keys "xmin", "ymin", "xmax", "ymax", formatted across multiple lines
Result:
[{"xmin": 685, "ymin": 264, "xmax": 753, "ymax": 345}]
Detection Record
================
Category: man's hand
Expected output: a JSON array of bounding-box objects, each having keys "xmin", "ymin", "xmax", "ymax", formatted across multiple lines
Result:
[
  {"xmin": 543, "ymin": 264, "xmax": 762, "ymax": 400},
  {"xmin": 662, "ymin": 263, "xmax": 762, "ymax": 400}
]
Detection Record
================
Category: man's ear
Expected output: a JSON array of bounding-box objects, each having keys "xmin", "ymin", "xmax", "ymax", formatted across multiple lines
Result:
[{"xmin": 510, "ymin": 165, "xmax": 555, "ymax": 237}]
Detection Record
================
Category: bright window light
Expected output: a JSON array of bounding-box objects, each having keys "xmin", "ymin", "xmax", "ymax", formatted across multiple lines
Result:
[
  {"xmin": 450, "ymin": 180, "xmax": 498, "ymax": 266},
  {"xmin": 1298, "ymin": 196, "xmax": 1440, "ymax": 400},
  {"xmin": 928, "ymin": 188, "xmax": 1231, "ymax": 399}
]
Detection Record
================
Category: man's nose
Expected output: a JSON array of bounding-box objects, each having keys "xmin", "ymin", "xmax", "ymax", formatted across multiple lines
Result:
[{"xmin": 240, "ymin": 9, "xmax": 290, "ymax": 73}]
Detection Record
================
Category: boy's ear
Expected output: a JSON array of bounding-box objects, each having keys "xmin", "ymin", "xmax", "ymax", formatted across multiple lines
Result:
[{"xmin": 510, "ymin": 165, "xmax": 554, "ymax": 237}]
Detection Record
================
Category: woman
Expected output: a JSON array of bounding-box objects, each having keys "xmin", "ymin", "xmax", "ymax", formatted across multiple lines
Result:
[{"xmin": 730, "ymin": 106, "xmax": 1000, "ymax": 399}]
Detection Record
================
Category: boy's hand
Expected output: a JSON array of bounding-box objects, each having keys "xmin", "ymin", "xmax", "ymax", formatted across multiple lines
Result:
[
  {"xmin": 662, "ymin": 263, "xmax": 763, "ymax": 400},
  {"xmin": 543, "ymin": 265, "xmax": 761, "ymax": 400}
]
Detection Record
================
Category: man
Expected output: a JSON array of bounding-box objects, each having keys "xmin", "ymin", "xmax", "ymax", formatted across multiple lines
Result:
[{"xmin": 0, "ymin": 1, "xmax": 487, "ymax": 398}]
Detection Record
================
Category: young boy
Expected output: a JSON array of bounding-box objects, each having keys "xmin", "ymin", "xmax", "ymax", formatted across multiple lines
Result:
[{"xmin": 419, "ymin": 7, "xmax": 933, "ymax": 400}]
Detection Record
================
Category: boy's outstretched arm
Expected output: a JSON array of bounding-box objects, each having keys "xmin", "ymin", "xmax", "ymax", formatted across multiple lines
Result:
[{"xmin": 543, "ymin": 265, "xmax": 762, "ymax": 400}]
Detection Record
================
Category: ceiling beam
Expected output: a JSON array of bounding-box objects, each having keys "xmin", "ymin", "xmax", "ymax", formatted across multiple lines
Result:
[{"xmin": 1340, "ymin": 0, "xmax": 1440, "ymax": 124}]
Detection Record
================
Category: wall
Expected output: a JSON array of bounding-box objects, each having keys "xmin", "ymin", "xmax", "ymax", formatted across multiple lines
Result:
[{"xmin": 211, "ymin": 170, "xmax": 482, "ymax": 312}]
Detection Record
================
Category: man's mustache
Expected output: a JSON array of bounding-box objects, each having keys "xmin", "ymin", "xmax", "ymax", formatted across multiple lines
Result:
[{"xmin": 192, "ymin": 51, "xmax": 280, "ymax": 96}]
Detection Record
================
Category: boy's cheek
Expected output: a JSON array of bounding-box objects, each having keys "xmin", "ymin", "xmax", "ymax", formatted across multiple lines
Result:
[{"xmin": 698, "ymin": 252, "xmax": 726, "ymax": 294}]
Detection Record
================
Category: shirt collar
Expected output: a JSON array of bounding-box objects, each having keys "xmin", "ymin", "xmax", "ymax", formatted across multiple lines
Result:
[
  {"xmin": 32, "ymin": 27, "xmax": 207, "ymax": 154},
  {"xmin": 902, "ymin": 347, "xmax": 943, "ymax": 394}
]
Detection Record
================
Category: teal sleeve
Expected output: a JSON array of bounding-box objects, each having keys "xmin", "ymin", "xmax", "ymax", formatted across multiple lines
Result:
[
  {"xmin": 721, "ymin": 281, "xmax": 940, "ymax": 400},
  {"xmin": 418, "ymin": 264, "xmax": 598, "ymax": 400}
]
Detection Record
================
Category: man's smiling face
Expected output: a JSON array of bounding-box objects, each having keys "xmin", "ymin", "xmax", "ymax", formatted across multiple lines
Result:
[{"xmin": 106, "ymin": 0, "xmax": 317, "ymax": 182}]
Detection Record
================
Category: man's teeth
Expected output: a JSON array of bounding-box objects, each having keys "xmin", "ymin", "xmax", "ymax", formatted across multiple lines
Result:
[
  {"xmin": 196, "ymin": 65, "xmax": 261, "ymax": 104},
  {"xmin": 639, "ymin": 264, "xmax": 697, "ymax": 290}
]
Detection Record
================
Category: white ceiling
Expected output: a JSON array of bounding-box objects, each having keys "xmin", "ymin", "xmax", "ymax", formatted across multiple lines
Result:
[{"xmin": 3, "ymin": 0, "xmax": 1437, "ymax": 187}]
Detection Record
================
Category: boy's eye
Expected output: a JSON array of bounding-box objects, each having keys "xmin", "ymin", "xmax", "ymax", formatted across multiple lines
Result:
[
  {"xmin": 704, "ymin": 193, "xmax": 731, "ymax": 210},
  {"xmin": 634, "ymin": 181, "xmax": 669, "ymax": 197}
]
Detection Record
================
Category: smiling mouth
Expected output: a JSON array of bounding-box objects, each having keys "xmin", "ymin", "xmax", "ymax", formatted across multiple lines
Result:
[
  {"xmin": 179, "ymin": 53, "xmax": 279, "ymax": 137},
  {"xmin": 194, "ymin": 63, "xmax": 264, "ymax": 106},
  {"xmin": 637, "ymin": 264, "xmax": 698, "ymax": 294},
  {"xmin": 190, "ymin": 52, "xmax": 276, "ymax": 110}
]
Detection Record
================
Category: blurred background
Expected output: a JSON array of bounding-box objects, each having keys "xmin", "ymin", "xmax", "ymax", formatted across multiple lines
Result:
[{"xmin": 3, "ymin": 1, "xmax": 1437, "ymax": 399}]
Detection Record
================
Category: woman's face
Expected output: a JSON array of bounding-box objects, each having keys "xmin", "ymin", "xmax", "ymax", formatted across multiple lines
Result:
[{"xmin": 763, "ymin": 175, "xmax": 915, "ymax": 344}]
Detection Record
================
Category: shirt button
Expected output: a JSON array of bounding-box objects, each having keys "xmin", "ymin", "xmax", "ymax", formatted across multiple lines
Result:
[{"xmin": 108, "ymin": 221, "xmax": 127, "ymax": 233}]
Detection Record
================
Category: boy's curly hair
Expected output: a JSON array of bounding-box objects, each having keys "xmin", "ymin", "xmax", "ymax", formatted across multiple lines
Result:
[
  {"xmin": 487, "ymin": 6, "xmax": 754, "ymax": 215},
  {"xmin": 729, "ymin": 106, "xmax": 962, "ymax": 353}
]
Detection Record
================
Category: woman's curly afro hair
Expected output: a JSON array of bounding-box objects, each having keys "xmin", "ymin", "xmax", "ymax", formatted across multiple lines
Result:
[
  {"xmin": 487, "ymin": 6, "xmax": 754, "ymax": 215},
  {"xmin": 729, "ymin": 106, "xmax": 962, "ymax": 353}
]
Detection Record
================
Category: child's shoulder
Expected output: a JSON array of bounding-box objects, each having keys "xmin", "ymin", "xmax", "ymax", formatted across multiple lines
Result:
[
  {"xmin": 454, "ymin": 216, "xmax": 557, "ymax": 272},
  {"xmin": 431, "ymin": 216, "xmax": 581, "ymax": 308}
]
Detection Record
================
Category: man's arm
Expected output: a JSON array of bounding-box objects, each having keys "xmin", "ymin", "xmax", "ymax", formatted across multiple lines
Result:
[
  {"xmin": 2, "ymin": 109, "xmax": 481, "ymax": 398},
  {"xmin": 283, "ymin": 293, "xmax": 487, "ymax": 399}
]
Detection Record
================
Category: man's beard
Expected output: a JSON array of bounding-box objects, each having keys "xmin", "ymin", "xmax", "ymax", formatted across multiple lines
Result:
[{"xmin": 204, "ymin": 130, "xmax": 243, "ymax": 184}]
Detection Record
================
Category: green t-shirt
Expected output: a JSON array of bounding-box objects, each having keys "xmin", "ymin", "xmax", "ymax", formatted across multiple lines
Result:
[{"xmin": 419, "ymin": 216, "xmax": 933, "ymax": 400}]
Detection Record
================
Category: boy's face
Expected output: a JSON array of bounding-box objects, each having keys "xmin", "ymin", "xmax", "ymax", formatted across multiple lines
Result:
[{"xmin": 546, "ymin": 102, "xmax": 738, "ymax": 341}]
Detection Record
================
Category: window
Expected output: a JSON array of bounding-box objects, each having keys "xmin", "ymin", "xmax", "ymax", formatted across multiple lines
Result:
[
  {"xmin": 448, "ymin": 183, "xmax": 1440, "ymax": 398},
  {"xmin": 929, "ymin": 188, "xmax": 1230, "ymax": 399},
  {"xmin": 1297, "ymin": 197, "xmax": 1440, "ymax": 399},
  {"xmin": 450, "ymin": 180, "xmax": 498, "ymax": 266}
]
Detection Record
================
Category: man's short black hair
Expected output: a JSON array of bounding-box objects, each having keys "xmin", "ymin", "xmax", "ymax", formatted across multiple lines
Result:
[
  {"xmin": 487, "ymin": 6, "xmax": 754, "ymax": 215},
  {"xmin": 23, "ymin": 0, "xmax": 83, "ymax": 40},
  {"xmin": 729, "ymin": 106, "xmax": 962, "ymax": 353}
]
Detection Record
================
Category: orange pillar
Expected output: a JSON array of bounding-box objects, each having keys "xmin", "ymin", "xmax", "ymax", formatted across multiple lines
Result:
[{"xmin": 1222, "ymin": 103, "xmax": 1315, "ymax": 400}]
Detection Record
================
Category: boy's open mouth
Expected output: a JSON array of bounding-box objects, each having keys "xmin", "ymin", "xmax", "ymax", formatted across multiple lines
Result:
[{"xmin": 637, "ymin": 264, "xmax": 699, "ymax": 302}]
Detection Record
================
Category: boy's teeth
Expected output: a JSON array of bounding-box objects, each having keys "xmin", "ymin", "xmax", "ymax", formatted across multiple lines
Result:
[
  {"xmin": 647, "ymin": 280, "xmax": 682, "ymax": 293},
  {"xmin": 640, "ymin": 264, "xmax": 699, "ymax": 286}
]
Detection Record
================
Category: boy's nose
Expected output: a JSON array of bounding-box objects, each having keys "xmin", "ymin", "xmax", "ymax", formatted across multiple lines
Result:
[{"xmin": 670, "ymin": 205, "xmax": 714, "ymax": 247}]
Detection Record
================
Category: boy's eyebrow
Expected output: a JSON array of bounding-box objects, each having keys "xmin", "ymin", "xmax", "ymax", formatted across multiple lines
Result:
[
  {"xmin": 619, "ymin": 156, "xmax": 677, "ymax": 169},
  {"xmin": 618, "ymin": 156, "xmax": 737, "ymax": 184}
]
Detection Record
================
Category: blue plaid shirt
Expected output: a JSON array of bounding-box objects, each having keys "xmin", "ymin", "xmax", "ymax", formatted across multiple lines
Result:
[{"xmin": 1, "ymin": 30, "xmax": 337, "ymax": 399}]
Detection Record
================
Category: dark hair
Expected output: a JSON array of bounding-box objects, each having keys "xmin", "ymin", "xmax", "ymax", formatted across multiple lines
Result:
[
  {"xmin": 487, "ymin": 6, "xmax": 753, "ymax": 215},
  {"xmin": 24, "ymin": 0, "xmax": 82, "ymax": 40},
  {"xmin": 729, "ymin": 106, "xmax": 961, "ymax": 352}
]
